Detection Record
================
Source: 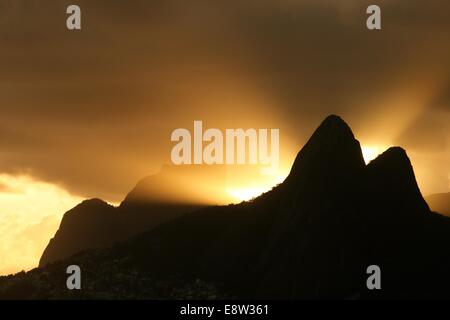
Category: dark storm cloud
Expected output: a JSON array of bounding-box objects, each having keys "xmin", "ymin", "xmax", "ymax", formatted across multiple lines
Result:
[{"xmin": 0, "ymin": 0, "xmax": 449, "ymax": 200}]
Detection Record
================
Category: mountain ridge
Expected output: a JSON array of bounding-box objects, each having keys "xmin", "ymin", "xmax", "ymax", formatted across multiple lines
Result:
[{"xmin": 5, "ymin": 115, "xmax": 450, "ymax": 299}]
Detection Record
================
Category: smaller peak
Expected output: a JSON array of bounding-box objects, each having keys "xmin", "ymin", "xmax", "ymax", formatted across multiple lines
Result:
[
  {"xmin": 366, "ymin": 146, "xmax": 429, "ymax": 214},
  {"xmin": 70, "ymin": 198, "xmax": 112, "ymax": 212},
  {"xmin": 80, "ymin": 198, "xmax": 109, "ymax": 206},
  {"xmin": 370, "ymin": 147, "xmax": 410, "ymax": 167},
  {"xmin": 367, "ymin": 146, "xmax": 418, "ymax": 190},
  {"xmin": 384, "ymin": 146, "xmax": 407, "ymax": 156}
]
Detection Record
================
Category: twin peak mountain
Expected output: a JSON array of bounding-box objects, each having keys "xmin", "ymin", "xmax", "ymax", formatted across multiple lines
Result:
[
  {"xmin": 37, "ymin": 115, "xmax": 450, "ymax": 298},
  {"xmin": 40, "ymin": 115, "xmax": 428, "ymax": 267}
]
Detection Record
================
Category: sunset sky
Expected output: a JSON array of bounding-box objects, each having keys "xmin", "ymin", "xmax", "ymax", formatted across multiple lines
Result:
[{"xmin": 0, "ymin": 0, "xmax": 449, "ymax": 274}]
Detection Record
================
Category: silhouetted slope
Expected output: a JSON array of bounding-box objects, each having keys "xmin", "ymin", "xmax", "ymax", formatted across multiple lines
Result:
[
  {"xmin": 258, "ymin": 115, "xmax": 368, "ymax": 298},
  {"xmin": 425, "ymin": 193, "xmax": 450, "ymax": 216},
  {"xmin": 366, "ymin": 147, "xmax": 429, "ymax": 215},
  {"xmin": 39, "ymin": 199, "xmax": 117, "ymax": 267},
  {"xmin": 4, "ymin": 115, "xmax": 450, "ymax": 299},
  {"xmin": 360, "ymin": 147, "xmax": 439, "ymax": 298}
]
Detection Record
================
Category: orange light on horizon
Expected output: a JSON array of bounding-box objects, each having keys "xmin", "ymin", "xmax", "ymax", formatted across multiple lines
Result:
[
  {"xmin": 225, "ymin": 171, "xmax": 288, "ymax": 203},
  {"xmin": 226, "ymin": 186, "xmax": 268, "ymax": 202}
]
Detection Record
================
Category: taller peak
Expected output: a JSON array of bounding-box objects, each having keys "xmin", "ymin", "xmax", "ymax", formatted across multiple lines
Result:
[
  {"xmin": 314, "ymin": 114, "xmax": 356, "ymax": 140},
  {"xmin": 322, "ymin": 114, "xmax": 348, "ymax": 125},
  {"xmin": 286, "ymin": 115, "xmax": 365, "ymax": 183}
]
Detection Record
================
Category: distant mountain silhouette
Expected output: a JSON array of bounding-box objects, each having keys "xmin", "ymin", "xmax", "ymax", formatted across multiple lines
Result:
[
  {"xmin": 39, "ymin": 171, "xmax": 210, "ymax": 267},
  {"xmin": 40, "ymin": 199, "xmax": 117, "ymax": 267},
  {"xmin": 3, "ymin": 115, "xmax": 450, "ymax": 299},
  {"xmin": 39, "ymin": 164, "xmax": 231, "ymax": 267},
  {"xmin": 425, "ymin": 193, "xmax": 450, "ymax": 216}
]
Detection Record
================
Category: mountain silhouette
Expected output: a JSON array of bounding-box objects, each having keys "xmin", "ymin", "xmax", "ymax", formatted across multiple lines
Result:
[
  {"xmin": 40, "ymin": 199, "xmax": 117, "ymax": 267},
  {"xmin": 39, "ymin": 172, "xmax": 207, "ymax": 267},
  {"xmin": 425, "ymin": 193, "xmax": 450, "ymax": 216},
  {"xmin": 2, "ymin": 115, "xmax": 450, "ymax": 299},
  {"xmin": 39, "ymin": 164, "xmax": 231, "ymax": 267}
]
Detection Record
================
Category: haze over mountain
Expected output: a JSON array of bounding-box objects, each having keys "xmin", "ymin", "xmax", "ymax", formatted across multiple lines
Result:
[
  {"xmin": 38, "ymin": 167, "xmax": 214, "ymax": 267},
  {"xmin": 39, "ymin": 161, "xmax": 278, "ymax": 268},
  {"xmin": 2, "ymin": 115, "xmax": 450, "ymax": 299}
]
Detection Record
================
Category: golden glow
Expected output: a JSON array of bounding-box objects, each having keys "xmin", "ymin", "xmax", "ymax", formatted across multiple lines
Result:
[
  {"xmin": 226, "ymin": 186, "xmax": 268, "ymax": 202},
  {"xmin": 362, "ymin": 145, "xmax": 386, "ymax": 164},
  {"xmin": 225, "ymin": 171, "xmax": 288, "ymax": 203},
  {"xmin": 0, "ymin": 174, "xmax": 82, "ymax": 276}
]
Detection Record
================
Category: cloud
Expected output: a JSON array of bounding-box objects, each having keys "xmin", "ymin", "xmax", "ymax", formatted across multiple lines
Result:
[
  {"xmin": 0, "ymin": 0, "xmax": 448, "ymax": 202},
  {"xmin": 0, "ymin": 174, "xmax": 82, "ymax": 275},
  {"xmin": 0, "ymin": 182, "xmax": 22, "ymax": 194},
  {"xmin": 0, "ymin": 214, "xmax": 60, "ymax": 275}
]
